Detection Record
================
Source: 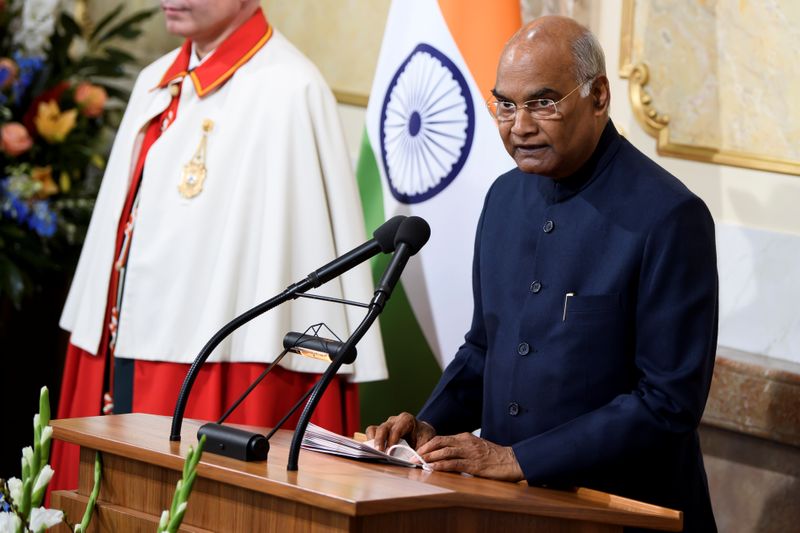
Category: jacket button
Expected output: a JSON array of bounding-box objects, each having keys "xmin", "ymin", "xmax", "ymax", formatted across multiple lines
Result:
[
  {"xmin": 543, "ymin": 220, "xmax": 554, "ymax": 233},
  {"xmin": 517, "ymin": 342, "xmax": 530, "ymax": 355},
  {"xmin": 508, "ymin": 402, "xmax": 520, "ymax": 416},
  {"xmin": 530, "ymin": 280, "xmax": 542, "ymax": 293}
]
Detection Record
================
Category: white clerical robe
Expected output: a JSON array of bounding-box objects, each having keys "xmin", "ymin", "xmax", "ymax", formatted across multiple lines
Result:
[{"xmin": 60, "ymin": 30, "xmax": 388, "ymax": 382}]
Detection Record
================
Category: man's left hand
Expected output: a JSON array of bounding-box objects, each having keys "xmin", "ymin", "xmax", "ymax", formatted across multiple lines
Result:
[{"xmin": 416, "ymin": 433, "xmax": 525, "ymax": 482}]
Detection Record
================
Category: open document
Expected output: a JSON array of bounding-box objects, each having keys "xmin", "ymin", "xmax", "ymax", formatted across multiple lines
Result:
[{"xmin": 301, "ymin": 423, "xmax": 432, "ymax": 471}]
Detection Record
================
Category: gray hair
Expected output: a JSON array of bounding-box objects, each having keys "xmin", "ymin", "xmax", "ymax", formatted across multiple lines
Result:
[{"xmin": 571, "ymin": 29, "xmax": 606, "ymax": 96}]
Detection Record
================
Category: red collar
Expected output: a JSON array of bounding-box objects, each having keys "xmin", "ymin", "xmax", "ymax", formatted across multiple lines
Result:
[{"xmin": 155, "ymin": 9, "xmax": 273, "ymax": 97}]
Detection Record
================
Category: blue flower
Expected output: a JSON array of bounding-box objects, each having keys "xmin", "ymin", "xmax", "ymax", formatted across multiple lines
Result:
[
  {"xmin": 1, "ymin": 178, "xmax": 31, "ymax": 224},
  {"xmin": 10, "ymin": 52, "xmax": 45, "ymax": 105},
  {"xmin": 0, "ymin": 493, "xmax": 9, "ymax": 512},
  {"xmin": 28, "ymin": 200, "xmax": 57, "ymax": 237}
]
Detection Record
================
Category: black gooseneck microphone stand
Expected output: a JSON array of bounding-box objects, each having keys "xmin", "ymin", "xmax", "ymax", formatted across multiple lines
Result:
[
  {"xmin": 287, "ymin": 216, "xmax": 430, "ymax": 471},
  {"xmin": 169, "ymin": 215, "xmax": 406, "ymax": 443}
]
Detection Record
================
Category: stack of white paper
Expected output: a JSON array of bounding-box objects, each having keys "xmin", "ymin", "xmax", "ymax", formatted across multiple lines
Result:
[{"xmin": 301, "ymin": 423, "xmax": 431, "ymax": 471}]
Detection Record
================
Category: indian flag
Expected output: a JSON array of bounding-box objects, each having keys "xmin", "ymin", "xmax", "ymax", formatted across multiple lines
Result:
[{"xmin": 357, "ymin": 0, "xmax": 520, "ymax": 424}]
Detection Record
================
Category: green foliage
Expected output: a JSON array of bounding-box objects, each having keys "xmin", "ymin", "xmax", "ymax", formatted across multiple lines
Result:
[
  {"xmin": 73, "ymin": 452, "xmax": 101, "ymax": 533},
  {"xmin": 158, "ymin": 436, "xmax": 207, "ymax": 533}
]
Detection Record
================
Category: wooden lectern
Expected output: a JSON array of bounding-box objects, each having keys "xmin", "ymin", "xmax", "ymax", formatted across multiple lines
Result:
[{"xmin": 50, "ymin": 414, "xmax": 681, "ymax": 532}]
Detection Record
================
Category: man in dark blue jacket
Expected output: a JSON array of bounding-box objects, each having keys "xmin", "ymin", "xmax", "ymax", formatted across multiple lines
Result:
[{"xmin": 367, "ymin": 15, "xmax": 717, "ymax": 532}]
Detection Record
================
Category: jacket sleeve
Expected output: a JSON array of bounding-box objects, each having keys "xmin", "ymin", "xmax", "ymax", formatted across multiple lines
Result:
[{"xmin": 510, "ymin": 195, "xmax": 718, "ymax": 485}]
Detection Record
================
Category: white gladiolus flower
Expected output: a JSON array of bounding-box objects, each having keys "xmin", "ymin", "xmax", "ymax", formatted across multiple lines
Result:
[
  {"xmin": 40, "ymin": 426, "xmax": 53, "ymax": 446},
  {"xmin": 7, "ymin": 477, "xmax": 22, "ymax": 504},
  {"xmin": 0, "ymin": 511, "xmax": 22, "ymax": 533},
  {"xmin": 21, "ymin": 446, "xmax": 33, "ymax": 477},
  {"xmin": 33, "ymin": 465, "xmax": 54, "ymax": 494},
  {"xmin": 29, "ymin": 506, "xmax": 64, "ymax": 530},
  {"xmin": 10, "ymin": 0, "xmax": 62, "ymax": 56},
  {"xmin": 158, "ymin": 509, "xmax": 170, "ymax": 529}
]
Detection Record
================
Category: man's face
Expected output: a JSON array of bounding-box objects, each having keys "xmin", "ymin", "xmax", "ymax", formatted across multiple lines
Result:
[
  {"xmin": 493, "ymin": 39, "xmax": 604, "ymax": 178},
  {"xmin": 161, "ymin": 0, "xmax": 245, "ymax": 41}
]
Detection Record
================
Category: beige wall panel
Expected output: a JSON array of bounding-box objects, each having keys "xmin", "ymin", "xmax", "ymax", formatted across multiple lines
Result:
[
  {"xmin": 596, "ymin": 0, "xmax": 800, "ymax": 235},
  {"xmin": 87, "ymin": 0, "xmax": 181, "ymax": 66},
  {"xmin": 264, "ymin": 0, "xmax": 391, "ymax": 106}
]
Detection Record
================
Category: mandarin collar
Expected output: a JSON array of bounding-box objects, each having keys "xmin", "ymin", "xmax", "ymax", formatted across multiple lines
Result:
[
  {"xmin": 535, "ymin": 120, "xmax": 621, "ymax": 204},
  {"xmin": 154, "ymin": 8, "xmax": 273, "ymax": 97}
]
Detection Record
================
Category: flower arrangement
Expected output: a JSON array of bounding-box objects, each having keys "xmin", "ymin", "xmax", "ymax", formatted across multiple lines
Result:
[
  {"xmin": 0, "ymin": 387, "xmax": 68, "ymax": 532},
  {"xmin": 1, "ymin": 387, "xmax": 205, "ymax": 532},
  {"xmin": 0, "ymin": 0, "xmax": 156, "ymax": 308}
]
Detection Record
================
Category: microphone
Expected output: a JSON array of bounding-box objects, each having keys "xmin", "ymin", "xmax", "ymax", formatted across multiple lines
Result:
[
  {"xmin": 301, "ymin": 215, "xmax": 406, "ymax": 290},
  {"xmin": 286, "ymin": 215, "xmax": 431, "ymax": 471},
  {"xmin": 372, "ymin": 216, "xmax": 431, "ymax": 310}
]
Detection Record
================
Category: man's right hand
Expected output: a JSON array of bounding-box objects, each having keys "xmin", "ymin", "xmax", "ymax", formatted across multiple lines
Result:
[{"xmin": 365, "ymin": 412, "xmax": 436, "ymax": 451}]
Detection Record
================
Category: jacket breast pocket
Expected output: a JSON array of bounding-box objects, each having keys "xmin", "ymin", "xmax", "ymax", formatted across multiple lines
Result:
[
  {"xmin": 565, "ymin": 293, "xmax": 621, "ymax": 320},
  {"xmin": 558, "ymin": 293, "xmax": 630, "ymax": 397}
]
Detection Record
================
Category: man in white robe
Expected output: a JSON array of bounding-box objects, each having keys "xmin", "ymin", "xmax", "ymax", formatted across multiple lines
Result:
[{"xmin": 51, "ymin": 0, "xmax": 386, "ymax": 491}]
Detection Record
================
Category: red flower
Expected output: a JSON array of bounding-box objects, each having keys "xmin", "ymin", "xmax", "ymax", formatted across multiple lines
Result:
[{"xmin": 22, "ymin": 81, "xmax": 71, "ymax": 134}]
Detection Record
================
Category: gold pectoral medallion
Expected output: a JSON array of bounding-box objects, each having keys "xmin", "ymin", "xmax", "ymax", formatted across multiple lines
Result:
[
  {"xmin": 179, "ymin": 119, "xmax": 214, "ymax": 199},
  {"xmin": 179, "ymin": 160, "xmax": 206, "ymax": 199}
]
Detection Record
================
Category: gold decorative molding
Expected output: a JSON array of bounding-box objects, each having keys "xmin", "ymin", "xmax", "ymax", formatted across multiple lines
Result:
[
  {"xmin": 624, "ymin": 63, "xmax": 669, "ymax": 138},
  {"xmin": 619, "ymin": 0, "xmax": 800, "ymax": 176},
  {"xmin": 333, "ymin": 90, "xmax": 369, "ymax": 108}
]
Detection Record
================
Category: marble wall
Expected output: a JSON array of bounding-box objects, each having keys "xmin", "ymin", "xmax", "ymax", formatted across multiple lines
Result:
[
  {"xmin": 717, "ymin": 224, "xmax": 800, "ymax": 364},
  {"xmin": 630, "ymin": 0, "xmax": 800, "ymax": 162}
]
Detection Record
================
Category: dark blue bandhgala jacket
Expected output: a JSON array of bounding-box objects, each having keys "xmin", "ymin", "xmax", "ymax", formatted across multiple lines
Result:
[{"xmin": 418, "ymin": 121, "xmax": 718, "ymax": 532}]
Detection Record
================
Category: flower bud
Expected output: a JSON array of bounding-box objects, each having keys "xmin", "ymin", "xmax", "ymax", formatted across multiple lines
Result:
[
  {"xmin": 40, "ymin": 425, "xmax": 53, "ymax": 447},
  {"xmin": 33, "ymin": 464, "xmax": 54, "ymax": 495},
  {"xmin": 158, "ymin": 510, "xmax": 170, "ymax": 529},
  {"xmin": 8, "ymin": 477, "xmax": 22, "ymax": 504},
  {"xmin": 39, "ymin": 386, "xmax": 51, "ymax": 427}
]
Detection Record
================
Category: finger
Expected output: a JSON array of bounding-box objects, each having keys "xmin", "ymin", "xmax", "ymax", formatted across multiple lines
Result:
[
  {"xmin": 416, "ymin": 434, "xmax": 459, "ymax": 456},
  {"xmin": 372, "ymin": 422, "xmax": 392, "ymax": 451},
  {"xmin": 373, "ymin": 416, "xmax": 397, "ymax": 451},
  {"xmin": 365, "ymin": 425, "xmax": 377, "ymax": 440},
  {"xmin": 387, "ymin": 414, "xmax": 414, "ymax": 448},
  {"xmin": 421, "ymin": 445, "xmax": 464, "ymax": 465},
  {"xmin": 429, "ymin": 458, "xmax": 470, "ymax": 474}
]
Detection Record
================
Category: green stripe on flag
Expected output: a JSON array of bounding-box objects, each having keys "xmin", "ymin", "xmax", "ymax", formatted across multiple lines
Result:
[{"xmin": 355, "ymin": 129, "xmax": 443, "ymax": 427}]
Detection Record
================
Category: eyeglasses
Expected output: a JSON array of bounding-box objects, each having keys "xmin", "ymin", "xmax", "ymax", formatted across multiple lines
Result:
[{"xmin": 487, "ymin": 79, "xmax": 594, "ymax": 122}]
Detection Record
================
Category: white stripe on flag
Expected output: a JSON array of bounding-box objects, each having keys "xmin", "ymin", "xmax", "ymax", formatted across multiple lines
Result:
[{"xmin": 364, "ymin": 0, "xmax": 515, "ymax": 367}]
